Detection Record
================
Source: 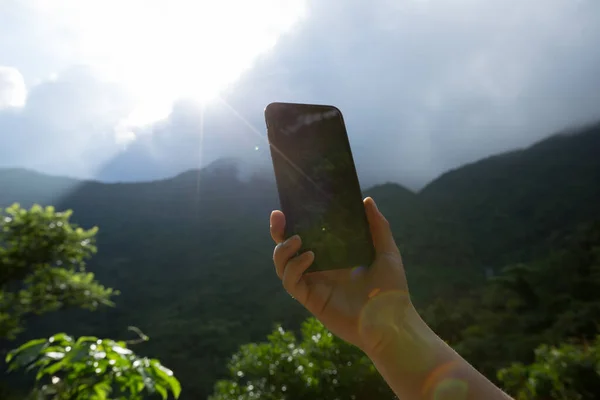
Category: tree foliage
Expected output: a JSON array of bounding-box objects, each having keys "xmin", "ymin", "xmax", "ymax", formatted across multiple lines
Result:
[
  {"xmin": 0, "ymin": 204, "xmax": 116, "ymax": 339},
  {"xmin": 6, "ymin": 332, "xmax": 181, "ymax": 400},
  {"xmin": 0, "ymin": 204, "xmax": 180, "ymax": 399},
  {"xmin": 209, "ymin": 317, "xmax": 394, "ymax": 400},
  {"xmin": 212, "ymin": 220, "xmax": 600, "ymax": 399},
  {"xmin": 422, "ymin": 221, "xmax": 600, "ymax": 380},
  {"xmin": 498, "ymin": 337, "xmax": 600, "ymax": 400}
]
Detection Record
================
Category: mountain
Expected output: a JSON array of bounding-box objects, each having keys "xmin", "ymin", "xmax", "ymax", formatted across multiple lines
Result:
[
  {"xmin": 0, "ymin": 168, "xmax": 81, "ymax": 207},
  {"xmin": 421, "ymin": 122, "xmax": 600, "ymax": 268},
  {"xmin": 1, "ymin": 122, "xmax": 599, "ymax": 398}
]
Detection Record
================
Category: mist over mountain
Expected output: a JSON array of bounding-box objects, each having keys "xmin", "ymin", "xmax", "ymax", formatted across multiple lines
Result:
[{"xmin": 2, "ymin": 1, "xmax": 600, "ymax": 190}]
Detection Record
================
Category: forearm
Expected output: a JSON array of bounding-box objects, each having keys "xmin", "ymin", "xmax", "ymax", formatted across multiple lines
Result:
[{"xmin": 365, "ymin": 306, "xmax": 512, "ymax": 400}]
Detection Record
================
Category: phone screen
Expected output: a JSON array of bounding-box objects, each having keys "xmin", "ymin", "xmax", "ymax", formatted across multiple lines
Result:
[{"xmin": 266, "ymin": 102, "xmax": 375, "ymax": 273}]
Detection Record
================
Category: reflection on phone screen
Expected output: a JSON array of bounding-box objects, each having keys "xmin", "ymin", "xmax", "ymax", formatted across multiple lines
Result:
[{"xmin": 269, "ymin": 105, "xmax": 374, "ymax": 271}]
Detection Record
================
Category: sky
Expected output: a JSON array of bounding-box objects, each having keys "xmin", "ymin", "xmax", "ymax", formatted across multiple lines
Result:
[{"xmin": 1, "ymin": 0, "xmax": 600, "ymax": 190}]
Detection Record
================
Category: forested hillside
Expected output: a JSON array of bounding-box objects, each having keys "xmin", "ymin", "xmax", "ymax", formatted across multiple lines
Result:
[
  {"xmin": 421, "ymin": 122, "xmax": 600, "ymax": 267},
  {"xmin": 1, "ymin": 122, "xmax": 599, "ymax": 398}
]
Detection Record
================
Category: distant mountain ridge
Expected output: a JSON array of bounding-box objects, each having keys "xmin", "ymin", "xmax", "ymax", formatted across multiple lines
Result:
[
  {"xmin": 2, "ymin": 122, "xmax": 600, "ymax": 290},
  {"xmin": 421, "ymin": 121, "xmax": 600, "ymax": 266},
  {"xmin": 2, "ymin": 122, "xmax": 599, "ymax": 301}
]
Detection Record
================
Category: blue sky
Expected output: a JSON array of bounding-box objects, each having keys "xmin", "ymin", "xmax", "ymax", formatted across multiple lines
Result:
[{"xmin": 1, "ymin": 0, "xmax": 600, "ymax": 189}]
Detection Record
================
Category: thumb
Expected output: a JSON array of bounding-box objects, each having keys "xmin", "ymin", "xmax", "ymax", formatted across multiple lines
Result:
[{"xmin": 364, "ymin": 197, "xmax": 400, "ymax": 255}]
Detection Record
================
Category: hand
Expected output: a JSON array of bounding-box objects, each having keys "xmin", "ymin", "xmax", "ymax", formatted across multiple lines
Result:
[
  {"xmin": 270, "ymin": 197, "xmax": 413, "ymax": 354},
  {"xmin": 272, "ymin": 198, "xmax": 515, "ymax": 400}
]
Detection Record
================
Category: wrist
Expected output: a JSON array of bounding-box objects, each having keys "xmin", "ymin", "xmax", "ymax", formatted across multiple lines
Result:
[
  {"xmin": 358, "ymin": 292, "xmax": 513, "ymax": 400},
  {"xmin": 359, "ymin": 295, "xmax": 453, "ymax": 399},
  {"xmin": 358, "ymin": 291, "xmax": 439, "ymax": 368}
]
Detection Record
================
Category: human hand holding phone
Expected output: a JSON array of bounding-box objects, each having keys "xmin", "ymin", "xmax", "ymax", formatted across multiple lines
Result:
[
  {"xmin": 267, "ymin": 102, "xmax": 512, "ymax": 399},
  {"xmin": 270, "ymin": 196, "xmax": 410, "ymax": 354},
  {"xmin": 270, "ymin": 197, "xmax": 514, "ymax": 400}
]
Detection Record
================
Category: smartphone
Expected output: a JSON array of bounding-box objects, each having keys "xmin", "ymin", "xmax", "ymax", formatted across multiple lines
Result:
[{"xmin": 265, "ymin": 102, "xmax": 375, "ymax": 273}]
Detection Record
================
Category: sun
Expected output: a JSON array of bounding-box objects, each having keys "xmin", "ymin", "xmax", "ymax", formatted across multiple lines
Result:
[{"xmin": 34, "ymin": 0, "xmax": 306, "ymax": 137}]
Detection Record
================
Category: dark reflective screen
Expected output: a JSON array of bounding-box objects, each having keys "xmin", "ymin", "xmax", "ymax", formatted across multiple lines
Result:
[{"xmin": 266, "ymin": 103, "xmax": 375, "ymax": 273}]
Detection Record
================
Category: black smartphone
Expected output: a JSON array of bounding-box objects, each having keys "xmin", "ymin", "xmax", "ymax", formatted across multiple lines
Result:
[{"xmin": 265, "ymin": 102, "xmax": 375, "ymax": 273}]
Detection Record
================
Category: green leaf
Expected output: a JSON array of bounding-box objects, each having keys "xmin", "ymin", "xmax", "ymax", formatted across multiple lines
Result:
[
  {"xmin": 6, "ymin": 338, "xmax": 46, "ymax": 362},
  {"xmin": 155, "ymin": 383, "xmax": 168, "ymax": 400},
  {"xmin": 112, "ymin": 344, "xmax": 133, "ymax": 356},
  {"xmin": 92, "ymin": 381, "xmax": 111, "ymax": 400},
  {"xmin": 136, "ymin": 379, "xmax": 145, "ymax": 394},
  {"xmin": 39, "ymin": 359, "xmax": 67, "ymax": 377},
  {"xmin": 76, "ymin": 336, "xmax": 99, "ymax": 345},
  {"xmin": 44, "ymin": 351, "xmax": 65, "ymax": 360},
  {"xmin": 151, "ymin": 361, "xmax": 181, "ymax": 398},
  {"xmin": 6, "ymin": 338, "xmax": 47, "ymax": 367},
  {"xmin": 48, "ymin": 332, "xmax": 73, "ymax": 344},
  {"xmin": 166, "ymin": 376, "xmax": 182, "ymax": 399}
]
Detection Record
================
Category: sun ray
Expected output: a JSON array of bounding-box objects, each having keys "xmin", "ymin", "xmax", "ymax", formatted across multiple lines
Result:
[
  {"xmin": 31, "ymin": 0, "xmax": 307, "ymax": 135},
  {"xmin": 195, "ymin": 102, "xmax": 206, "ymax": 216},
  {"xmin": 216, "ymin": 96, "xmax": 334, "ymax": 202}
]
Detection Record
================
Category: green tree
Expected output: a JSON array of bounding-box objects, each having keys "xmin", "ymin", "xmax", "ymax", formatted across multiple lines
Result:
[
  {"xmin": 0, "ymin": 204, "xmax": 115, "ymax": 339},
  {"xmin": 498, "ymin": 336, "xmax": 600, "ymax": 400},
  {"xmin": 209, "ymin": 317, "xmax": 394, "ymax": 400},
  {"xmin": 0, "ymin": 204, "xmax": 181, "ymax": 399},
  {"xmin": 423, "ymin": 221, "xmax": 600, "ymax": 380},
  {"xmin": 6, "ymin": 331, "xmax": 181, "ymax": 400}
]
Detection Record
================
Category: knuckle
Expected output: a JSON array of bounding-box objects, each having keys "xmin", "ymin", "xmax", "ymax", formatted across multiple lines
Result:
[{"xmin": 274, "ymin": 241, "xmax": 290, "ymax": 256}]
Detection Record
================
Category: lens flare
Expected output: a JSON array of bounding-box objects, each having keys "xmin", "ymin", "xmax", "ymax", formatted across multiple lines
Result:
[
  {"xmin": 433, "ymin": 378, "xmax": 469, "ymax": 400},
  {"xmin": 351, "ymin": 265, "xmax": 367, "ymax": 279},
  {"xmin": 358, "ymin": 290, "xmax": 434, "ymax": 373},
  {"xmin": 422, "ymin": 361, "xmax": 459, "ymax": 396}
]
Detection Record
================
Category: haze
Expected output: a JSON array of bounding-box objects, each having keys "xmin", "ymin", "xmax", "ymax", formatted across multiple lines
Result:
[{"xmin": 1, "ymin": 0, "xmax": 599, "ymax": 190}]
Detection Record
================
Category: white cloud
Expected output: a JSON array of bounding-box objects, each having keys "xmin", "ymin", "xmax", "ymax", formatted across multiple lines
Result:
[
  {"xmin": 0, "ymin": 66, "xmax": 134, "ymax": 177},
  {"xmin": 0, "ymin": 66, "xmax": 27, "ymax": 109},
  {"xmin": 1, "ymin": 0, "xmax": 599, "ymax": 188},
  {"xmin": 222, "ymin": 0, "xmax": 600, "ymax": 188},
  {"xmin": 20, "ymin": 0, "xmax": 307, "ymax": 135}
]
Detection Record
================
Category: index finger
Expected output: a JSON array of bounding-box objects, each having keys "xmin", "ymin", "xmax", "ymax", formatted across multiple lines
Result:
[{"xmin": 270, "ymin": 210, "xmax": 286, "ymax": 244}]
